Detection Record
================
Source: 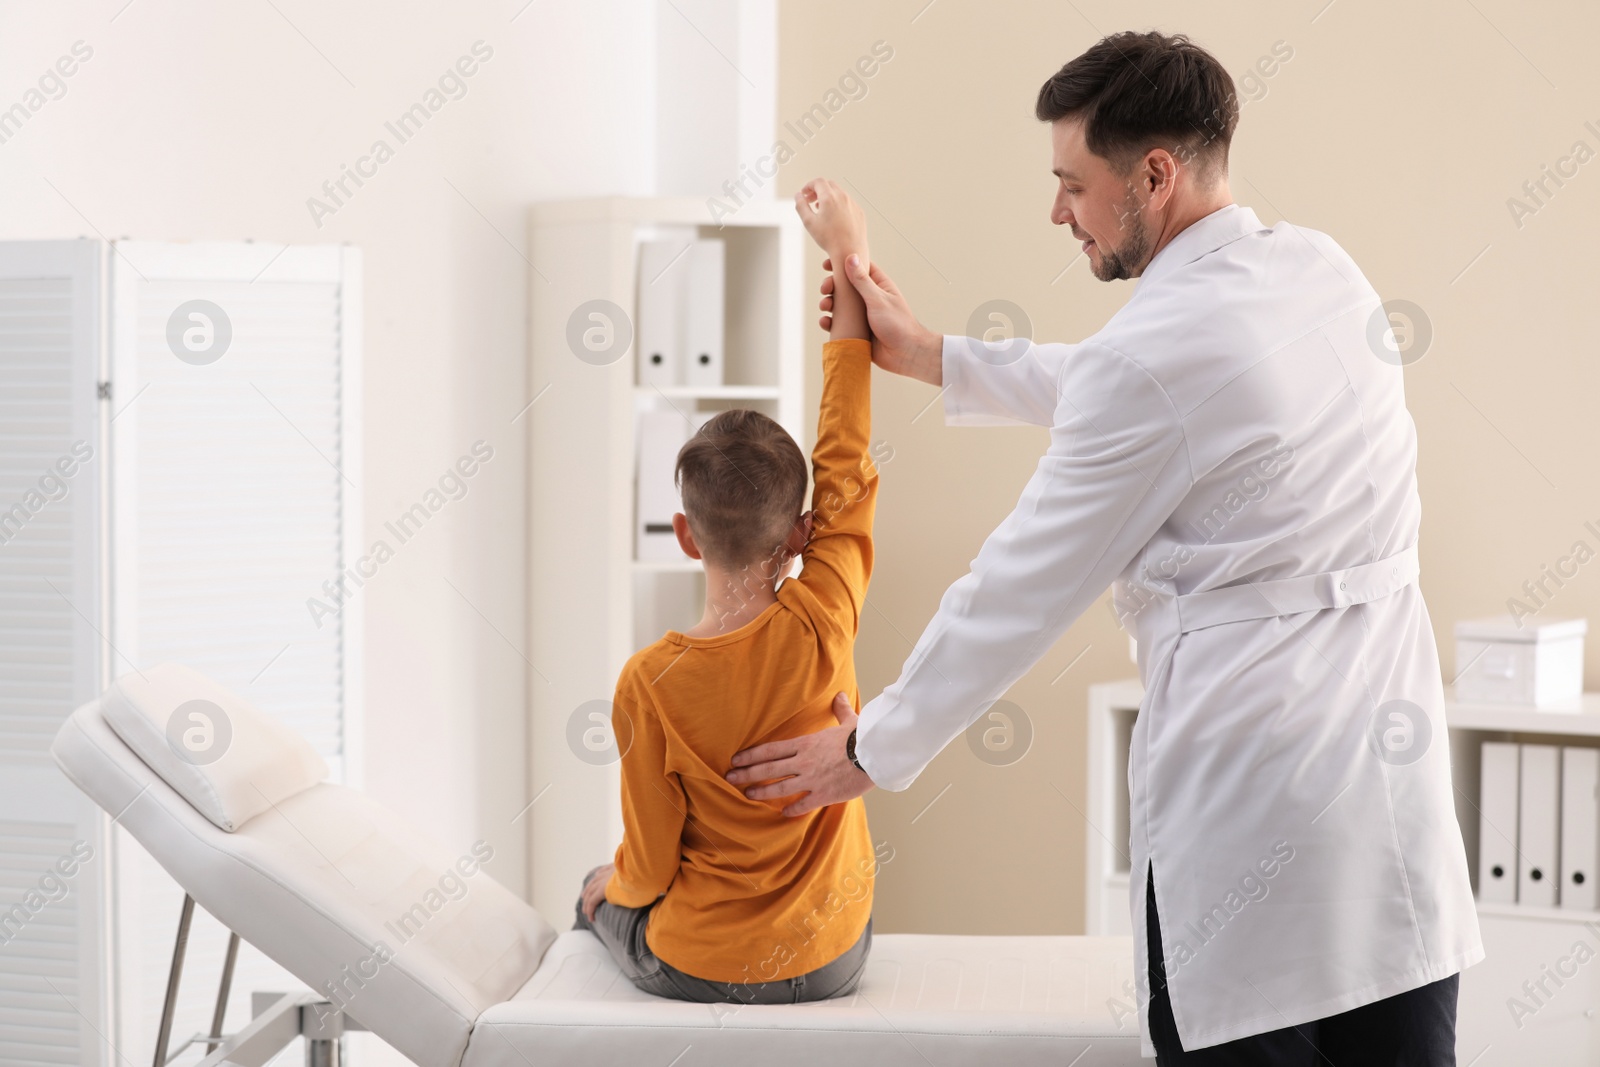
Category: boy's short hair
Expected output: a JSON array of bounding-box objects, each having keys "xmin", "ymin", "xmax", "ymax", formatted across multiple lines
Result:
[{"xmin": 675, "ymin": 409, "xmax": 808, "ymax": 568}]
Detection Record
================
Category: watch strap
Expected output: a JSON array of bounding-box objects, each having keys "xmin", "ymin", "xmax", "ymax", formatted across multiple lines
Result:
[{"xmin": 845, "ymin": 727, "xmax": 865, "ymax": 773}]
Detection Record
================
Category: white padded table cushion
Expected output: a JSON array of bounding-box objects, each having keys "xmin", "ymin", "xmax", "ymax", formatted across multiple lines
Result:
[
  {"xmin": 463, "ymin": 928, "xmax": 1143, "ymax": 1067},
  {"xmin": 100, "ymin": 663, "xmax": 328, "ymax": 832},
  {"xmin": 52, "ymin": 698, "xmax": 556, "ymax": 1067}
]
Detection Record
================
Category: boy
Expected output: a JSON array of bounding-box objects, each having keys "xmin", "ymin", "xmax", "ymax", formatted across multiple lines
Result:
[{"xmin": 572, "ymin": 180, "xmax": 882, "ymax": 1003}]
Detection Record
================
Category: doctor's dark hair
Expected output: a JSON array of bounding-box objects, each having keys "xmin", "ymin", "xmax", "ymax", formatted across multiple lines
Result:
[
  {"xmin": 1036, "ymin": 31, "xmax": 1239, "ymax": 181},
  {"xmin": 675, "ymin": 408, "xmax": 808, "ymax": 568}
]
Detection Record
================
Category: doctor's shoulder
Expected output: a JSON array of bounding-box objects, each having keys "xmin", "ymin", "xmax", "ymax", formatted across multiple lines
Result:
[{"xmin": 1264, "ymin": 220, "xmax": 1367, "ymax": 288}]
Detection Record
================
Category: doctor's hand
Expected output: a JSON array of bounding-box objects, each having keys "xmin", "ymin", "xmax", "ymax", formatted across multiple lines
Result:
[
  {"xmin": 818, "ymin": 257, "xmax": 942, "ymax": 386},
  {"xmin": 580, "ymin": 863, "xmax": 614, "ymax": 923},
  {"xmin": 725, "ymin": 691, "xmax": 875, "ymax": 817}
]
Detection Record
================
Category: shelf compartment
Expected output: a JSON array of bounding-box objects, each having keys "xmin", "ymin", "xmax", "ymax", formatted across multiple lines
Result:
[{"xmin": 629, "ymin": 220, "xmax": 784, "ymax": 393}]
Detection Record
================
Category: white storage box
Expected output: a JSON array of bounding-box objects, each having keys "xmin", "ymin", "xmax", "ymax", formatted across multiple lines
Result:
[{"xmin": 1454, "ymin": 615, "xmax": 1587, "ymax": 709}]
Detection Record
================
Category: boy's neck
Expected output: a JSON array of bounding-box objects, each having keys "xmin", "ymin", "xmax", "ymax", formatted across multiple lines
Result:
[{"xmin": 683, "ymin": 561, "xmax": 787, "ymax": 638}]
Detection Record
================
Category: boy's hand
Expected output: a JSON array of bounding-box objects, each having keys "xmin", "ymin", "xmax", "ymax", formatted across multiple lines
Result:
[
  {"xmin": 794, "ymin": 179, "xmax": 869, "ymax": 264},
  {"xmin": 581, "ymin": 863, "xmax": 615, "ymax": 922}
]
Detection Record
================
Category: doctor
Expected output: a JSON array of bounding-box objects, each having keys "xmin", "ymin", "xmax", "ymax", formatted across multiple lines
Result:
[{"xmin": 726, "ymin": 29, "xmax": 1482, "ymax": 1064}]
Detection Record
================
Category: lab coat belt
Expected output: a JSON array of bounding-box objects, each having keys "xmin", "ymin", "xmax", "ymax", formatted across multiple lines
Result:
[{"xmin": 1173, "ymin": 544, "xmax": 1420, "ymax": 635}]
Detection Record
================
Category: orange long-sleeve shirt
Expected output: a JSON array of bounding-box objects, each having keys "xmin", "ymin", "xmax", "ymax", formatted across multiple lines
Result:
[{"xmin": 605, "ymin": 337, "xmax": 882, "ymax": 984}]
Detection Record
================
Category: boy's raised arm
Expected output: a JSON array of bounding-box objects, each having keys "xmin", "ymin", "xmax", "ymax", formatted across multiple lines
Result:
[{"xmin": 790, "ymin": 180, "xmax": 877, "ymax": 632}]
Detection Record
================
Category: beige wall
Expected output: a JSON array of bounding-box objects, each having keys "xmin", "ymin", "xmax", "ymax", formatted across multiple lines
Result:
[{"xmin": 777, "ymin": 0, "xmax": 1600, "ymax": 934}]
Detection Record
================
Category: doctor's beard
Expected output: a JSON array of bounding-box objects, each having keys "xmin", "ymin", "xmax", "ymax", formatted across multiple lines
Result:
[{"xmin": 1091, "ymin": 188, "xmax": 1152, "ymax": 282}]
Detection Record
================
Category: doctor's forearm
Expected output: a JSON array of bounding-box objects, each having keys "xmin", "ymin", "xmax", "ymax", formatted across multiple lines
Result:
[{"xmin": 938, "ymin": 335, "xmax": 1069, "ymax": 427}]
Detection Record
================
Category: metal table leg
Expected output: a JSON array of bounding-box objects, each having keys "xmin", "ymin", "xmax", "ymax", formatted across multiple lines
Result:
[{"xmin": 152, "ymin": 895, "xmax": 196, "ymax": 1067}]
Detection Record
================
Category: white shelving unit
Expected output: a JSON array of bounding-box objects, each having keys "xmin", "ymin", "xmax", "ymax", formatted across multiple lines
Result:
[
  {"xmin": 1085, "ymin": 678, "xmax": 1143, "ymax": 941},
  {"xmin": 1086, "ymin": 678, "xmax": 1600, "ymax": 1063},
  {"xmin": 525, "ymin": 197, "xmax": 804, "ymax": 921}
]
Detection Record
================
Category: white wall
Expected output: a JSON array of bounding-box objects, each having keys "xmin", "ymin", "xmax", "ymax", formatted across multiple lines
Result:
[
  {"xmin": 654, "ymin": 0, "xmax": 778, "ymax": 197},
  {"xmin": 0, "ymin": 0, "xmax": 769, "ymax": 924}
]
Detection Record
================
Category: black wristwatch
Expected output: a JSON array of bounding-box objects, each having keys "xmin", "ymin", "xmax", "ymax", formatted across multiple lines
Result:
[{"xmin": 845, "ymin": 727, "xmax": 866, "ymax": 773}]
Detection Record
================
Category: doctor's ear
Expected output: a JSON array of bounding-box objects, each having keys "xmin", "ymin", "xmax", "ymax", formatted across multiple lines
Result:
[{"xmin": 1141, "ymin": 148, "xmax": 1180, "ymax": 208}]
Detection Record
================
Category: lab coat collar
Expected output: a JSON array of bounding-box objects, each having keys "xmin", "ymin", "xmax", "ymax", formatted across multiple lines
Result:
[{"xmin": 1137, "ymin": 203, "xmax": 1266, "ymax": 289}]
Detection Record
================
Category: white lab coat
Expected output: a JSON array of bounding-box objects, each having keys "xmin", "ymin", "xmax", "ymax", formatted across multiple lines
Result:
[{"xmin": 854, "ymin": 204, "xmax": 1483, "ymax": 1054}]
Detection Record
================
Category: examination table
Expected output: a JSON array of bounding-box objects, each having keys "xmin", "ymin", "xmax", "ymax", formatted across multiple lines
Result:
[{"xmin": 51, "ymin": 664, "xmax": 1143, "ymax": 1066}]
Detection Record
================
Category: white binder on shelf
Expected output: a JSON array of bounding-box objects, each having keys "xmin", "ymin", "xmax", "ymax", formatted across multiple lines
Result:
[
  {"xmin": 1560, "ymin": 746, "xmax": 1599, "ymax": 910},
  {"xmin": 1518, "ymin": 743, "xmax": 1561, "ymax": 907},
  {"xmin": 683, "ymin": 239, "xmax": 725, "ymax": 388},
  {"xmin": 1478, "ymin": 741, "xmax": 1519, "ymax": 904},
  {"xmin": 636, "ymin": 410, "xmax": 688, "ymax": 561},
  {"xmin": 637, "ymin": 240, "xmax": 686, "ymax": 387}
]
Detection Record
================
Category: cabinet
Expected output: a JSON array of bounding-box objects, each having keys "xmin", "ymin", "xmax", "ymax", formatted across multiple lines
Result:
[{"xmin": 1085, "ymin": 679, "xmax": 1600, "ymax": 1063}]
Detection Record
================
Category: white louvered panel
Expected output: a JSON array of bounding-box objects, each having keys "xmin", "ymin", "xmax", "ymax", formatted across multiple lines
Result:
[
  {"xmin": 0, "ymin": 278, "xmax": 84, "ymax": 764},
  {"xmin": 0, "ymin": 240, "xmax": 108, "ymax": 1067},
  {"xmin": 0, "ymin": 821, "xmax": 83, "ymax": 1067},
  {"xmin": 123, "ymin": 276, "xmax": 348, "ymax": 758}
]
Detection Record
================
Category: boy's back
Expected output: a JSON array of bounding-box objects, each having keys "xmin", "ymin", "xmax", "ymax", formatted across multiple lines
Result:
[{"xmin": 606, "ymin": 336, "xmax": 880, "ymax": 985}]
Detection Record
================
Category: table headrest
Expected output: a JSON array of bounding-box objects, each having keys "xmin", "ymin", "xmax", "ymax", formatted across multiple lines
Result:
[{"xmin": 102, "ymin": 663, "xmax": 328, "ymax": 832}]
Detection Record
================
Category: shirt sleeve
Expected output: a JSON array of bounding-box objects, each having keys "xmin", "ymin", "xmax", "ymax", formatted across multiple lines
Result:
[
  {"xmin": 941, "ymin": 333, "xmax": 1080, "ymax": 428},
  {"xmin": 855, "ymin": 342, "xmax": 1192, "ymax": 792},
  {"xmin": 789, "ymin": 337, "xmax": 877, "ymax": 634},
  {"xmin": 606, "ymin": 666, "xmax": 688, "ymax": 907}
]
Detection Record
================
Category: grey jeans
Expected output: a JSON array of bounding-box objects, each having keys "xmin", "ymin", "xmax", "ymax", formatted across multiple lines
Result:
[{"xmin": 573, "ymin": 866, "xmax": 872, "ymax": 1004}]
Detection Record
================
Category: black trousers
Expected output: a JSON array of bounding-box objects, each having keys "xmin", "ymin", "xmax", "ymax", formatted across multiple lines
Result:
[{"xmin": 1145, "ymin": 865, "xmax": 1459, "ymax": 1065}]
